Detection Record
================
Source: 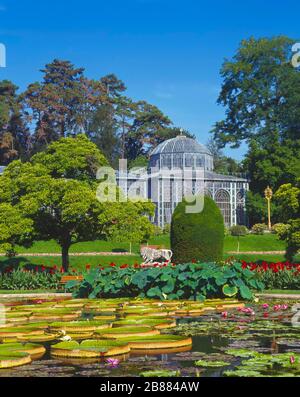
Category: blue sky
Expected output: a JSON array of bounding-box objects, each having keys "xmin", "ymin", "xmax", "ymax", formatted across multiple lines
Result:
[{"xmin": 0, "ymin": 0, "xmax": 299, "ymax": 160}]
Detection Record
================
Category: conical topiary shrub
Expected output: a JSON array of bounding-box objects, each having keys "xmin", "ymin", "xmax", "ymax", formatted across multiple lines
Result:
[{"xmin": 171, "ymin": 195, "xmax": 224, "ymax": 263}]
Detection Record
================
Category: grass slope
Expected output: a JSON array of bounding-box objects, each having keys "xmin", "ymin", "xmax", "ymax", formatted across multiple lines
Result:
[
  {"xmin": 5, "ymin": 233, "xmax": 286, "ymax": 254},
  {"xmin": 0, "ymin": 234, "xmax": 297, "ymax": 271}
]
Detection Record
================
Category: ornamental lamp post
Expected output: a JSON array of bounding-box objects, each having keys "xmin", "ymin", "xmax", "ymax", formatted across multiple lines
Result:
[{"xmin": 264, "ymin": 186, "xmax": 273, "ymax": 231}]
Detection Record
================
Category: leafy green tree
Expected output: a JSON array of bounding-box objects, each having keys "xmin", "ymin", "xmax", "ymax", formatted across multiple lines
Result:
[
  {"xmin": 0, "ymin": 135, "xmax": 154, "ymax": 271},
  {"xmin": 0, "ymin": 203, "xmax": 33, "ymax": 256},
  {"xmin": 274, "ymin": 181, "xmax": 300, "ymax": 222},
  {"xmin": 274, "ymin": 179, "xmax": 300, "ymax": 261},
  {"xmin": 85, "ymin": 104, "xmax": 121, "ymax": 167},
  {"xmin": 213, "ymin": 36, "xmax": 300, "ymax": 197},
  {"xmin": 22, "ymin": 59, "xmax": 106, "ymax": 149},
  {"xmin": 206, "ymin": 138, "xmax": 242, "ymax": 175},
  {"xmin": 128, "ymin": 155, "xmax": 149, "ymax": 169},
  {"xmin": 246, "ymin": 191, "xmax": 278, "ymax": 226},
  {"xmin": 0, "ymin": 80, "xmax": 29, "ymax": 163},
  {"xmin": 125, "ymin": 101, "xmax": 172, "ymax": 160},
  {"xmin": 243, "ymin": 137, "xmax": 300, "ymax": 194}
]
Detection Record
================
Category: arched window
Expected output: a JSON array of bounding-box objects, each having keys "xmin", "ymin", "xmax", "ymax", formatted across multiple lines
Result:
[
  {"xmin": 236, "ymin": 190, "xmax": 245, "ymax": 225},
  {"xmin": 215, "ymin": 189, "xmax": 231, "ymax": 226}
]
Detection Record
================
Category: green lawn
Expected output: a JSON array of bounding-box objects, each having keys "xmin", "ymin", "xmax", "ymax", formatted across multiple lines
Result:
[
  {"xmin": 261, "ymin": 290, "xmax": 300, "ymax": 295},
  {"xmin": 0, "ymin": 254, "xmax": 141, "ymax": 271},
  {"xmin": 0, "ymin": 253, "xmax": 299, "ymax": 272},
  {"xmin": 0, "ymin": 233, "xmax": 298, "ymax": 271},
  {"xmin": 8, "ymin": 233, "xmax": 286, "ymax": 255}
]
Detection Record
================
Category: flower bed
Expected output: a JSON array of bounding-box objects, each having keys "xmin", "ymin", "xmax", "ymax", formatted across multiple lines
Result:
[
  {"xmin": 1, "ymin": 260, "xmax": 299, "ymax": 293},
  {"xmin": 0, "ymin": 269, "xmax": 62, "ymax": 290},
  {"xmin": 241, "ymin": 260, "xmax": 300, "ymax": 290}
]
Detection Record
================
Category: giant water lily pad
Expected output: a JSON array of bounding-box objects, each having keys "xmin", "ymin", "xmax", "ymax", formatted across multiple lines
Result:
[
  {"xmin": 0, "ymin": 326, "xmax": 45, "ymax": 338},
  {"xmin": 17, "ymin": 333, "xmax": 58, "ymax": 343},
  {"xmin": 120, "ymin": 335, "xmax": 192, "ymax": 349},
  {"xmin": 49, "ymin": 320, "xmax": 112, "ymax": 333},
  {"xmin": 112, "ymin": 318, "xmax": 176, "ymax": 329},
  {"xmin": 94, "ymin": 326, "xmax": 160, "ymax": 339},
  {"xmin": 0, "ymin": 342, "xmax": 46, "ymax": 359},
  {"xmin": 51, "ymin": 339, "xmax": 130, "ymax": 358},
  {"xmin": 0, "ymin": 351, "xmax": 31, "ymax": 369}
]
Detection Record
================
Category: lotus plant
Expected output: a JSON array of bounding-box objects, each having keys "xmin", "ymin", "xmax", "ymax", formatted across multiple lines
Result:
[{"xmin": 106, "ymin": 358, "xmax": 120, "ymax": 368}]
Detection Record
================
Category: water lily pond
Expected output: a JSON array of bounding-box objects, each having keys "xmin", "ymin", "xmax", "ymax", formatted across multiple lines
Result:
[{"xmin": 1, "ymin": 297, "xmax": 300, "ymax": 377}]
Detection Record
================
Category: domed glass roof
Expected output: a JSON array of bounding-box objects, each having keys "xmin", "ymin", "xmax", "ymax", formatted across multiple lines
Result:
[{"xmin": 150, "ymin": 135, "xmax": 212, "ymax": 156}]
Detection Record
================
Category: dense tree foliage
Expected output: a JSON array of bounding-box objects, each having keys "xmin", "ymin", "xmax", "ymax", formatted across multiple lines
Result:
[
  {"xmin": 213, "ymin": 36, "xmax": 300, "ymax": 192},
  {"xmin": 0, "ymin": 135, "xmax": 154, "ymax": 270},
  {"xmin": 206, "ymin": 138, "xmax": 242, "ymax": 175},
  {"xmin": 0, "ymin": 59, "xmax": 193, "ymax": 168},
  {"xmin": 213, "ymin": 36, "xmax": 300, "ymax": 224},
  {"xmin": 274, "ymin": 179, "xmax": 300, "ymax": 261},
  {"xmin": 0, "ymin": 80, "xmax": 30, "ymax": 164}
]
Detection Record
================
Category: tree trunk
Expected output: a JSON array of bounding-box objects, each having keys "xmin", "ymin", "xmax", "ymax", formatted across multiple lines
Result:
[{"xmin": 61, "ymin": 243, "xmax": 70, "ymax": 272}]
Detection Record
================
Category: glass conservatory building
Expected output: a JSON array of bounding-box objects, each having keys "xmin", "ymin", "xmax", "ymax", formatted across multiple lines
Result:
[{"xmin": 116, "ymin": 135, "xmax": 249, "ymax": 228}]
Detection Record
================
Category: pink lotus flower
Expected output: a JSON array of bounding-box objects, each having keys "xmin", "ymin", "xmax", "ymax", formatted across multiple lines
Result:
[
  {"xmin": 290, "ymin": 356, "xmax": 295, "ymax": 365},
  {"xmin": 282, "ymin": 304, "xmax": 289, "ymax": 310},
  {"xmin": 106, "ymin": 358, "xmax": 120, "ymax": 367},
  {"xmin": 221, "ymin": 311, "xmax": 228, "ymax": 318},
  {"xmin": 241, "ymin": 307, "xmax": 255, "ymax": 316},
  {"xmin": 262, "ymin": 303, "xmax": 269, "ymax": 309},
  {"xmin": 273, "ymin": 305, "xmax": 281, "ymax": 311}
]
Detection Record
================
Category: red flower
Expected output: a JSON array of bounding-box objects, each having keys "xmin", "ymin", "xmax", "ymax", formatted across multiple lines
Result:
[
  {"xmin": 86, "ymin": 264, "xmax": 91, "ymax": 270},
  {"xmin": 120, "ymin": 264, "xmax": 128, "ymax": 269},
  {"xmin": 110, "ymin": 262, "xmax": 116, "ymax": 267}
]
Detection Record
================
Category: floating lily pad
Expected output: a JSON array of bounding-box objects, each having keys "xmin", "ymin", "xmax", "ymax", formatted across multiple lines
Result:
[
  {"xmin": 94, "ymin": 326, "xmax": 160, "ymax": 339},
  {"xmin": 0, "ymin": 342, "xmax": 46, "ymax": 360},
  {"xmin": 0, "ymin": 351, "xmax": 31, "ymax": 369},
  {"xmin": 51, "ymin": 339, "xmax": 130, "ymax": 358},
  {"xmin": 49, "ymin": 320, "xmax": 112, "ymax": 333},
  {"xmin": 139, "ymin": 370, "xmax": 179, "ymax": 377},
  {"xmin": 195, "ymin": 359, "xmax": 230, "ymax": 368},
  {"xmin": 120, "ymin": 335, "xmax": 192, "ymax": 349}
]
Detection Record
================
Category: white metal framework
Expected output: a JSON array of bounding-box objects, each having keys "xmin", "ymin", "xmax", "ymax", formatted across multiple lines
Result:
[{"xmin": 116, "ymin": 135, "xmax": 249, "ymax": 228}]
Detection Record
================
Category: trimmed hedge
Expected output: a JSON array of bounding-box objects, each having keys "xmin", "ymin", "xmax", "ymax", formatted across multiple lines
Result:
[{"xmin": 171, "ymin": 196, "xmax": 224, "ymax": 263}]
